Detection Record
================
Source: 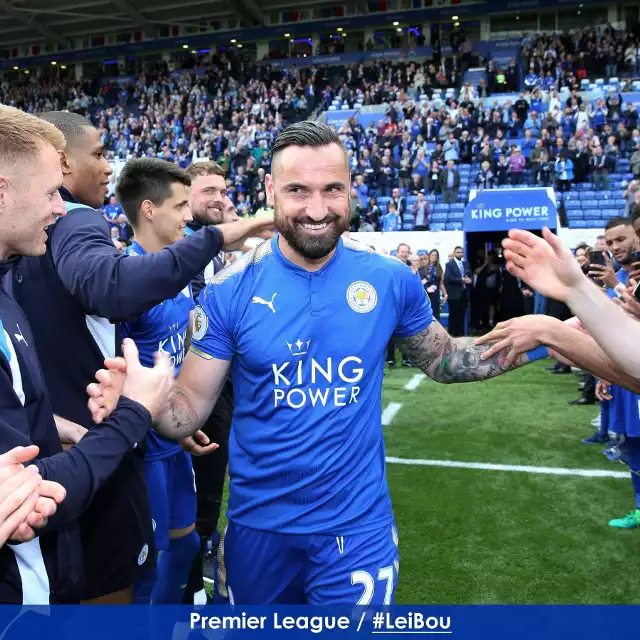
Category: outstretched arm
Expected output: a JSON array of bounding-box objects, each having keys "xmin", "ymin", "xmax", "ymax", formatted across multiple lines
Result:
[
  {"xmin": 502, "ymin": 227, "xmax": 640, "ymax": 381},
  {"xmin": 396, "ymin": 320, "xmax": 528, "ymax": 384},
  {"xmin": 476, "ymin": 314, "xmax": 640, "ymax": 395}
]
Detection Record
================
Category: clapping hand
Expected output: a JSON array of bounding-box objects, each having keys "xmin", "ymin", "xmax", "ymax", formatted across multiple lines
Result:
[
  {"xmin": 87, "ymin": 339, "xmax": 174, "ymax": 424},
  {"xmin": 0, "ymin": 446, "xmax": 65, "ymax": 545}
]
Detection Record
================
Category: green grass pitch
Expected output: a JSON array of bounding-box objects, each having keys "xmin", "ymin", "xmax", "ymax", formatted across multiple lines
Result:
[{"xmin": 385, "ymin": 360, "xmax": 640, "ymax": 604}]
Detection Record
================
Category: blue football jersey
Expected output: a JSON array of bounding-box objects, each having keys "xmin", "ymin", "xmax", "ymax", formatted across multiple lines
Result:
[
  {"xmin": 104, "ymin": 203, "xmax": 122, "ymax": 224},
  {"xmin": 191, "ymin": 235, "xmax": 433, "ymax": 535},
  {"xmin": 122, "ymin": 240, "xmax": 196, "ymax": 461}
]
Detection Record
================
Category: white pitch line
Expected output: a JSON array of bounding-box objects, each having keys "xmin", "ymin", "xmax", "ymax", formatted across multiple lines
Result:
[
  {"xmin": 404, "ymin": 373, "xmax": 427, "ymax": 391},
  {"xmin": 382, "ymin": 402, "xmax": 403, "ymax": 426},
  {"xmin": 385, "ymin": 457, "xmax": 629, "ymax": 479}
]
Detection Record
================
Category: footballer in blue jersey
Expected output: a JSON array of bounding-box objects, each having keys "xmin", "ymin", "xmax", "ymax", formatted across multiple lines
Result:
[
  {"xmin": 151, "ymin": 122, "xmax": 537, "ymax": 605},
  {"xmin": 103, "ymin": 195, "xmax": 122, "ymax": 227},
  {"xmin": 116, "ymin": 159, "xmax": 217, "ymax": 604}
]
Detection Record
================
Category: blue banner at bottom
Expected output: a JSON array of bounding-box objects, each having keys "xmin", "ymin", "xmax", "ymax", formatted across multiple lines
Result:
[{"xmin": 0, "ymin": 605, "xmax": 635, "ymax": 639}]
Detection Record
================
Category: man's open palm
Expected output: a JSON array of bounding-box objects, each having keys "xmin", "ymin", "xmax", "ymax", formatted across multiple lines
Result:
[{"xmin": 502, "ymin": 227, "xmax": 584, "ymax": 302}]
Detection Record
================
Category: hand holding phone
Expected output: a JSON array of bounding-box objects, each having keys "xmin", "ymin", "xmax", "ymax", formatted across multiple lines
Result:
[
  {"xmin": 589, "ymin": 250, "xmax": 606, "ymax": 267},
  {"xmin": 588, "ymin": 251, "xmax": 617, "ymax": 288}
]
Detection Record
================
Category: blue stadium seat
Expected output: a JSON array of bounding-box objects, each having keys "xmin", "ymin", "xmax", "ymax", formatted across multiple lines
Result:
[
  {"xmin": 417, "ymin": 249, "xmax": 428, "ymax": 256},
  {"xmin": 406, "ymin": 195, "xmax": 418, "ymax": 205},
  {"xmin": 448, "ymin": 212, "xmax": 464, "ymax": 222},
  {"xmin": 433, "ymin": 204, "xmax": 450, "ymax": 212},
  {"xmin": 431, "ymin": 212, "xmax": 448, "ymax": 222},
  {"xmin": 425, "ymin": 195, "xmax": 436, "ymax": 203},
  {"xmin": 579, "ymin": 191, "xmax": 596, "ymax": 199},
  {"xmin": 566, "ymin": 210, "xmax": 584, "ymax": 220},
  {"xmin": 582, "ymin": 200, "xmax": 599, "ymax": 209},
  {"xmin": 450, "ymin": 203, "xmax": 465, "ymax": 211},
  {"xmin": 430, "ymin": 223, "xmax": 446, "ymax": 232},
  {"xmin": 586, "ymin": 219, "xmax": 606, "ymax": 228},
  {"xmin": 402, "ymin": 221, "xmax": 414, "ymax": 231},
  {"xmin": 565, "ymin": 200, "xmax": 582, "ymax": 209},
  {"xmin": 568, "ymin": 220, "xmax": 587, "ymax": 229},
  {"xmin": 601, "ymin": 209, "xmax": 617, "ymax": 219},
  {"xmin": 584, "ymin": 209, "xmax": 603, "ymax": 219},
  {"xmin": 445, "ymin": 222, "xmax": 463, "ymax": 231},
  {"xmin": 377, "ymin": 197, "xmax": 391, "ymax": 205}
]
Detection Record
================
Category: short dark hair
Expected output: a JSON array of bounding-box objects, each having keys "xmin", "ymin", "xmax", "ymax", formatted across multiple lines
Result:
[
  {"xmin": 271, "ymin": 121, "xmax": 345, "ymax": 170},
  {"xmin": 116, "ymin": 158, "xmax": 190, "ymax": 228},
  {"xmin": 454, "ymin": 245, "xmax": 464, "ymax": 251},
  {"xmin": 185, "ymin": 161, "xmax": 225, "ymax": 181},
  {"xmin": 605, "ymin": 216, "xmax": 632, "ymax": 231},
  {"xmin": 39, "ymin": 111, "xmax": 93, "ymax": 149}
]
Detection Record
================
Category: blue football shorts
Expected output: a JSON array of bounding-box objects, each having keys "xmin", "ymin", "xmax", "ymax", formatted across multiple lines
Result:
[
  {"xmin": 143, "ymin": 449, "xmax": 197, "ymax": 551},
  {"xmin": 221, "ymin": 520, "xmax": 400, "ymax": 605}
]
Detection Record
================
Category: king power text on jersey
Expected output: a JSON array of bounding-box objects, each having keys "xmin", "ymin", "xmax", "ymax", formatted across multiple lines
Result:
[{"xmin": 271, "ymin": 356, "xmax": 363, "ymax": 409}]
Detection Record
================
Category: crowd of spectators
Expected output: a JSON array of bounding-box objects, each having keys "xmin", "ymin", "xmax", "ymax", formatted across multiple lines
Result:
[
  {"xmin": 522, "ymin": 25, "xmax": 640, "ymax": 90},
  {"xmin": 1, "ymin": 49, "xmax": 326, "ymax": 224},
  {"xmin": 2, "ymin": 24, "xmax": 639, "ymax": 235},
  {"xmin": 332, "ymin": 25, "xmax": 637, "ymax": 231}
]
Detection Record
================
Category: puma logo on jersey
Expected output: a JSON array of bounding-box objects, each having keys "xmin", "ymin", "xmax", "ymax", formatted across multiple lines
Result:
[
  {"xmin": 14, "ymin": 325, "xmax": 27, "ymax": 347},
  {"xmin": 252, "ymin": 293, "xmax": 277, "ymax": 314}
]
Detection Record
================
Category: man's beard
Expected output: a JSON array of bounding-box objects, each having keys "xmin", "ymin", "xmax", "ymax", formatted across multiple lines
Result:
[
  {"xmin": 192, "ymin": 203, "xmax": 224, "ymax": 226},
  {"xmin": 275, "ymin": 202, "xmax": 349, "ymax": 261}
]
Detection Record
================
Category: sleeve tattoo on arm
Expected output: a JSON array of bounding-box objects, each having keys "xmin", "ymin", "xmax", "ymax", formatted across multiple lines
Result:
[
  {"xmin": 168, "ymin": 389, "xmax": 198, "ymax": 433},
  {"xmin": 396, "ymin": 321, "xmax": 526, "ymax": 383}
]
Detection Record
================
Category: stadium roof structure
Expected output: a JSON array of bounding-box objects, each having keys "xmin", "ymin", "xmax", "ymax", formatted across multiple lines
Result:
[{"xmin": 0, "ymin": 0, "xmax": 309, "ymax": 48}]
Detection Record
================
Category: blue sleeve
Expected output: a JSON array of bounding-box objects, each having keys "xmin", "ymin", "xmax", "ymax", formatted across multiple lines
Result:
[
  {"xmin": 34, "ymin": 398, "xmax": 151, "ymax": 532},
  {"xmin": 190, "ymin": 280, "xmax": 236, "ymax": 361},
  {"xmin": 394, "ymin": 265, "xmax": 434, "ymax": 338},
  {"xmin": 50, "ymin": 207, "xmax": 224, "ymax": 321}
]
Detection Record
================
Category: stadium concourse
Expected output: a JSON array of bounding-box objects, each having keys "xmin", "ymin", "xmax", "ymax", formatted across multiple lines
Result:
[{"xmin": 1, "ymin": 1, "xmax": 640, "ymax": 607}]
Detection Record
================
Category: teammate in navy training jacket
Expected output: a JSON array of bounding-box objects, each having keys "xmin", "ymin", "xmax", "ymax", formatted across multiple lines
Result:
[
  {"xmin": 95, "ymin": 122, "xmax": 538, "ymax": 605},
  {"xmin": 0, "ymin": 105, "xmax": 174, "ymax": 604},
  {"xmin": 116, "ymin": 158, "xmax": 218, "ymax": 603},
  {"xmin": 8, "ymin": 111, "xmax": 275, "ymax": 604}
]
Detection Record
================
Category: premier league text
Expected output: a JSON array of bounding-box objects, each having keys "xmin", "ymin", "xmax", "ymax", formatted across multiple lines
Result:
[{"xmin": 190, "ymin": 612, "xmax": 351, "ymax": 633}]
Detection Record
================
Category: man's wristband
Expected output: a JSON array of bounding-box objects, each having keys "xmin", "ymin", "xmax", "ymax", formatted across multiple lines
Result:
[{"xmin": 526, "ymin": 346, "xmax": 549, "ymax": 362}]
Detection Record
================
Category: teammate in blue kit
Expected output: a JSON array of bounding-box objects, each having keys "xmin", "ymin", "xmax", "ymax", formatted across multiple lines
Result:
[
  {"xmin": 95, "ymin": 122, "xmax": 539, "ymax": 605},
  {"xmin": 116, "ymin": 159, "xmax": 218, "ymax": 603}
]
